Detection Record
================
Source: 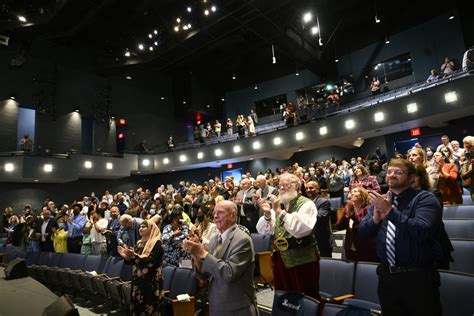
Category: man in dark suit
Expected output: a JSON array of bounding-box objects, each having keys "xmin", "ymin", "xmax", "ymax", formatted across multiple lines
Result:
[
  {"xmin": 38, "ymin": 207, "xmax": 56, "ymax": 252},
  {"xmin": 235, "ymin": 178, "xmax": 258, "ymax": 233},
  {"xmin": 183, "ymin": 201, "xmax": 257, "ymax": 315},
  {"xmin": 192, "ymin": 185, "xmax": 210, "ymax": 218},
  {"xmin": 306, "ymin": 180, "xmax": 334, "ymax": 258}
]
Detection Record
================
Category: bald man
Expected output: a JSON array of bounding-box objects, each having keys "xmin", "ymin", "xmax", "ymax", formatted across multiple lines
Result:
[{"xmin": 184, "ymin": 201, "xmax": 257, "ymax": 315}]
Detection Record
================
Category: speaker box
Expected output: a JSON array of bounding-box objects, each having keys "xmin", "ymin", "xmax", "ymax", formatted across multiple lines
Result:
[
  {"xmin": 4, "ymin": 258, "xmax": 28, "ymax": 280},
  {"xmin": 42, "ymin": 295, "xmax": 79, "ymax": 316}
]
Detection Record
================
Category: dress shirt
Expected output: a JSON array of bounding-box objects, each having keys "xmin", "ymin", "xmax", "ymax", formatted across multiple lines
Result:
[
  {"xmin": 359, "ymin": 188, "xmax": 442, "ymax": 267},
  {"xmin": 256, "ymin": 199, "xmax": 317, "ymax": 238},
  {"xmin": 64, "ymin": 214, "xmax": 87, "ymax": 238}
]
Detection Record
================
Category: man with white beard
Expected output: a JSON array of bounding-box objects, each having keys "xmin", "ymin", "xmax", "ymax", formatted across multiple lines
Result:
[{"xmin": 256, "ymin": 173, "xmax": 321, "ymax": 300}]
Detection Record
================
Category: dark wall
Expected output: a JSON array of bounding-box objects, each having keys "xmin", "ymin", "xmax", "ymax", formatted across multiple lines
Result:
[
  {"xmin": 0, "ymin": 39, "xmax": 175, "ymax": 153},
  {"xmin": 0, "ymin": 100, "xmax": 19, "ymax": 151}
]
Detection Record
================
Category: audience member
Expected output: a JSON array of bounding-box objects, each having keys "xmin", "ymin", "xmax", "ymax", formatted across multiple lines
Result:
[
  {"xmin": 246, "ymin": 115, "xmax": 256, "ymax": 136},
  {"xmin": 39, "ymin": 208, "xmax": 56, "ymax": 252},
  {"xmin": 81, "ymin": 224, "xmax": 93, "ymax": 255},
  {"xmin": 426, "ymin": 69, "xmax": 440, "ymax": 83},
  {"xmin": 161, "ymin": 208, "xmax": 190, "ymax": 266},
  {"xmin": 118, "ymin": 214, "xmax": 144, "ymax": 248},
  {"xmin": 450, "ymin": 140, "xmax": 464, "ymax": 160},
  {"xmin": 256, "ymin": 173, "xmax": 320, "ymax": 300},
  {"xmin": 441, "ymin": 56, "xmax": 455, "ymax": 77},
  {"xmin": 118, "ymin": 220, "xmax": 164, "ymax": 316},
  {"xmin": 349, "ymin": 164, "xmax": 381, "ymax": 192},
  {"xmin": 64, "ymin": 203, "xmax": 87, "ymax": 253},
  {"xmin": 167, "ymin": 136, "xmax": 175, "ymax": 151},
  {"xmin": 19, "ymin": 133, "xmax": 33, "ymax": 152},
  {"xmin": 462, "ymin": 45, "xmax": 474, "ymax": 72},
  {"xmin": 90, "ymin": 208, "xmax": 108, "ymax": 255},
  {"xmin": 370, "ymin": 77, "xmax": 381, "ymax": 95},
  {"xmin": 461, "ymin": 135, "xmax": 474, "ymax": 200},
  {"xmin": 359, "ymin": 159, "xmax": 442, "ymax": 316},
  {"xmin": 226, "ymin": 118, "xmax": 233, "ymax": 135},
  {"xmin": 214, "ymin": 120, "xmax": 222, "ymax": 138},
  {"xmin": 235, "ymin": 178, "xmax": 258, "ymax": 233},
  {"xmin": 433, "ymin": 151, "xmax": 462, "ymax": 204},
  {"xmin": 183, "ymin": 200, "xmax": 257, "ymax": 316},
  {"xmin": 335, "ymin": 187, "xmax": 378, "ymax": 262},
  {"xmin": 51, "ymin": 217, "xmax": 68, "ymax": 253}
]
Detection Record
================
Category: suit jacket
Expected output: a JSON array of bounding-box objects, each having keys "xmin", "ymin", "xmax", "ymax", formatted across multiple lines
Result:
[
  {"xmin": 256, "ymin": 185, "xmax": 278, "ymax": 199},
  {"xmin": 312, "ymin": 196, "xmax": 334, "ymax": 257},
  {"xmin": 236, "ymin": 188, "xmax": 258, "ymax": 232},
  {"xmin": 38, "ymin": 218, "xmax": 56, "ymax": 251},
  {"xmin": 202, "ymin": 225, "xmax": 257, "ymax": 316}
]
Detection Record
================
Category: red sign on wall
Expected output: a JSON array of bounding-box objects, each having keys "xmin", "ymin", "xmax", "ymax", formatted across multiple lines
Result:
[{"xmin": 410, "ymin": 128, "xmax": 421, "ymax": 137}]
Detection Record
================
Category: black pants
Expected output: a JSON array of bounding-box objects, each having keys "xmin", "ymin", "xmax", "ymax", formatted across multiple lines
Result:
[
  {"xmin": 67, "ymin": 236, "xmax": 83, "ymax": 253},
  {"xmin": 377, "ymin": 264, "xmax": 441, "ymax": 316}
]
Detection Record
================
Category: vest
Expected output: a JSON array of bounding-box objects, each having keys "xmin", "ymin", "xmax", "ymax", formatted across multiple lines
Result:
[{"xmin": 275, "ymin": 195, "xmax": 318, "ymax": 268}]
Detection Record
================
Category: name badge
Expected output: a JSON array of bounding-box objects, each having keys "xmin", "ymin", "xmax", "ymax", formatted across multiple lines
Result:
[{"xmin": 275, "ymin": 236, "xmax": 289, "ymax": 251}]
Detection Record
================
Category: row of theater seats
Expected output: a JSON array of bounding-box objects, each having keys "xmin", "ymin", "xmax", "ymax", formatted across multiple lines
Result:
[
  {"xmin": 273, "ymin": 258, "xmax": 474, "ymax": 316},
  {"xmin": 0, "ymin": 249, "xmax": 199, "ymax": 316}
]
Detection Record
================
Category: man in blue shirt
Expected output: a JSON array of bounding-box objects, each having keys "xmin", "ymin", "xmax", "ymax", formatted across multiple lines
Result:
[
  {"xmin": 64, "ymin": 204, "xmax": 87, "ymax": 253},
  {"xmin": 359, "ymin": 158, "xmax": 442, "ymax": 316}
]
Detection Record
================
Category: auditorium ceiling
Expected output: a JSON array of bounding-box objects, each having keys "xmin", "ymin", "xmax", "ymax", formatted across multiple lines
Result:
[{"xmin": 0, "ymin": 0, "xmax": 470, "ymax": 90}]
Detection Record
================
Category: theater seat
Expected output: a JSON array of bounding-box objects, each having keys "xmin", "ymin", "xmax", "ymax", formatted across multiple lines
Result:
[
  {"xmin": 271, "ymin": 290, "xmax": 320, "ymax": 316},
  {"xmin": 319, "ymin": 258, "xmax": 355, "ymax": 302},
  {"xmin": 250, "ymin": 233, "xmax": 273, "ymax": 286},
  {"xmin": 449, "ymin": 239, "xmax": 474, "ymax": 275},
  {"xmin": 344, "ymin": 262, "xmax": 381, "ymax": 312},
  {"xmin": 439, "ymin": 270, "xmax": 474, "ymax": 316},
  {"xmin": 35, "ymin": 252, "xmax": 63, "ymax": 286},
  {"xmin": 28, "ymin": 252, "xmax": 52, "ymax": 279},
  {"xmin": 71, "ymin": 255, "xmax": 107, "ymax": 298},
  {"xmin": 91, "ymin": 257, "xmax": 124, "ymax": 302},
  {"xmin": 443, "ymin": 205, "xmax": 474, "ymax": 219},
  {"xmin": 80, "ymin": 256, "xmax": 113, "ymax": 300},
  {"xmin": 163, "ymin": 265, "xmax": 176, "ymax": 292},
  {"xmin": 444, "ymin": 219, "xmax": 474, "ymax": 239},
  {"xmin": 462, "ymin": 195, "xmax": 473, "ymax": 205},
  {"xmin": 162, "ymin": 267, "xmax": 198, "ymax": 316},
  {"xmin": 106, "ymin": 264, "xmax": 133, "ymax": 308}
]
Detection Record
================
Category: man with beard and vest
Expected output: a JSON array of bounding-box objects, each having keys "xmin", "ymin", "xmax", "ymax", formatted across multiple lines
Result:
[{"xmin": 256, "ymin": 173, "xmax": 320, "ymax": 300}]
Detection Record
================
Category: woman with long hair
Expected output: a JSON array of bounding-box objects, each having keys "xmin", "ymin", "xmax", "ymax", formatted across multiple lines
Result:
[
  {"xmin": 349, "ymin": 164, "xmax": 381, "ymax": 193},
  {"xmin": 408, "ymin": 147, "xmax": 439, "ymax": 188}
]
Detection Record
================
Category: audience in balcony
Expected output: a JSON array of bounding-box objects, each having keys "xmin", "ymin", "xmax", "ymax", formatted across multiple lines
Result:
[
  {"xmin": 462, "ymin": 46, "xmax": 474, "ymax": 72},
  {"xmin": 226, "ymin": 118, "xmax": 233, "ymax": 135},
  {"xmin": 441, "ymin": 56, "xmax": 456, "ymax": 77},
  {"xmin": 335, "ymin": 186, "xmax": 378, "ymax": 262},
  {"xmin": 236, "ymin": 115, "xmax": 246, "ymax": 137},
  {"xmin": 247, "ymin": 115, "xmax": 256, "ymax": 136},
  {"xmin": 18, "ymin": 133, "xmax": 33, "ymax": 152},
  {"xmin": 426, "ymin": 68, "xmax": 440, "ymax": 83},
  {"xmin": 369, "ymin": 77, "xmax": 381, "ymax": 95},
  {"xmin": 214, "ymin": 120, "xmax": 222, "ymax": 138}
]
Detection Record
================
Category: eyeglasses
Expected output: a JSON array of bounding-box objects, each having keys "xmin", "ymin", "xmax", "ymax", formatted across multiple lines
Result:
[{"xmin": 387, "ymin": 169, "xmax": 406, "ymax": 175}]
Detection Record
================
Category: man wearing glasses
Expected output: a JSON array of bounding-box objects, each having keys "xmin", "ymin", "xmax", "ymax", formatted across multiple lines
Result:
[{"xmin": 359, "ymin": 158, "xmax": 442, "ymax": 316}]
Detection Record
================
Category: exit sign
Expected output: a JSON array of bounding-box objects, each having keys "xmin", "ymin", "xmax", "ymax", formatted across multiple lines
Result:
[{"xmin": 410, "ymin": 128, "xmax": 421, "ymax": 137}]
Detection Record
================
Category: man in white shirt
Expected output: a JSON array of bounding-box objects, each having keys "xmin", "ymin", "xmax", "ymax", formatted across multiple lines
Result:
[
  {"xmin": 436, "ymin": 135, "xmax": 452, "ymax": 152},
  {"xmin": 451, "ymin": 140, "xmax": 464, "ymax": 160},
  {"xmin": 90, "ymin": 208, "xmax": 108, "ymax": 255},
  {"xmin": 256, "ymin": 173, "xmax": 321, "ymax": 300}
]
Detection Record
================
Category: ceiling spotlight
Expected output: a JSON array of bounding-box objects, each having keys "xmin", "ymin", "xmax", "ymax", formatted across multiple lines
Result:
[
  {"xmin": 182, "ymin": 101, "xmax": 186, "ymax": 104},
  {"xmin": 233, "ymin": 145, "xmax": 241, "ymax": 153},
  {"xmin": 74, "ymin": 109, "xmax": 80, "ymax": 113},
  {"xmin": 174, "ymin": 26, "xmax": 179, "ymax": 32},
  {"xmin": 18, "ymin": 16, "xmax": 27, "ymax": 23},
  {"xmin": 161, "ymin": 96, "xmax": 165, "ymax": 100},
  {"xmin": 303, "ymin": 12, "xmax": 312, "ymax": 23},
  {"xmin": 375, "ymin": 16, "xmax": 381, "ymax": 23},
  {"xmin": 179, "ymin": 155, "xmax": 187, "ymax": 162},
  {"xmin": 296, "ymin": 71, "xmax": 300, "ymax": 76},
  {"xmin": 215, "ymin": 148, "xmax": 223, "ymax": 156},
  {"xmin": 163, "ymin": 158, "xmax": 169, "ymax": 164},
  {"xmin": 204, "ymin": 9, "xmax": 210, "ymax": 16},
  {"xmin": 271, "ymin": 44, "xmax": 276, "ymax": 64},
  {"xmin": 449, "ymin": 15, "xmax": 454, "ymax": 20},
  {"xmin": 273, "ymin": 137, "xmax": 282, "ymax": 145},
  {"xmin": 253, "ymin": 141, "xmax": 261, "ymax": 150},
  {"xmin": 295, "ymin": 132, "xmax": 304, "ymax": 140},
  {"xmin": 106, "ymin": 162, "xmax": 113, "ymax": 170},
  {"xmin": 345, "ymin": 119, "xmax": 355, "ymax": 129},
  {"xmin": 197, "ymin": 152, "xmax": 204, "ymax": 159},
  {"xmin": 124, "ymin": 50, "xmax": 130, "ymax": 57},
  {"xmin": 154, "ymin": 41, "xmax": 158, "ymax": 46},
  {"xmin": 84, "ymin": 161, "xmax": 92, "ymax": 169},
  {"xmin": 318, "ymin": 38, "xmax": 323, "ymax": 46},
  {"xmin": 4, "ymin": 163, "xmax": 14, "ymax": 172},
  {"xmin": 335, "ymin": 58, "xmax": 339, "ymax": 63},
  {"xmin": 211, "ymin": 5, "xmax": 217, "ymax": 12},
  {"xmin": 444, "ymin": 91, "xmax": 458, "ymax": 103},
  {"xmin": 385, "ymin": 36, "xmax": 390, "ymax": 44},
  {"xmin": 10, "ymin": 96, "xmax": 15, "ymax": 100},
  {"xmin": 206, "ymin": 104, "xmax": 210, "ymax": 108},
  {"xmin": 154, "ymin": 29, "xmax": 158, "ymax": 34},
  {"xmin": 319, "ymin": 126, "xmax": 328, "ymax": 135},
  {"xmin": 187, "ymin": 23, "xmax": 192, "ymax": 29},
  {"xmin": 142, "ymin": 159, "xmax": 150, "ymax": 166},
  {"xmin": 177, "ymin": 17, "xmax": 181, "ymax": 23},
  {"xmin": 310, "ymin": 26, "xmax": 319, "ymax": 35},
  {"xmin": 138, "ymin": 43, "xmax": 144, "ymax": 50},
  {"xmin": 254, "ymin": 84, "xmax": 258, "ymax": 90},
  {"xmin": 221, "ymin": 98, "xmax": 225, "ymax": 101},
  {"xmin": 43, "ymin": 164, "xmax": 53, "ymax": 172},
  {"xmin": 148, "ymin": 34, "xmax": 152, "ymax": 39},
  {"xmin": 374, "ymin": 112, "xmax": 385, "ymax": 122},
  {"xmin": 125, "ymin": 76, "xmax": 132, "ymax": 80},
  {"xmin": 232, "ymin": 73, "xmax": 236, "ymax": 80},
  {"xmin": 187, "ymin": 6, "xmax": 192, "ymax": 12},
  {"xmin": 183, "ymin": 25, "xmax": 188, "ymax": 30},
  {"xmin": 149, "ymin": 46, "xmax": 154, "ymax": 51},
  {"xmin": 407, "ymin": 102, "xmax": 418, "ymax": 113}
]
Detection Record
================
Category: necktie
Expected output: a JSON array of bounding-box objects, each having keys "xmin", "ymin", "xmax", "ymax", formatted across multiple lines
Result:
[
  {"xmin": 386, "ymin": 196, "xmax": 398, "ymax": 265},
  {"xmin": 213, "ymin": 235, "xmax": 223, "ymax": 257}
]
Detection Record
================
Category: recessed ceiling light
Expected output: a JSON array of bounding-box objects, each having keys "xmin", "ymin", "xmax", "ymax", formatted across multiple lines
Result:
[
  {"xmin": 179, "ymin": 155, "xmax": 187, "ymax": 162},
  {"xmin": 142, "ymin": 159, "xmax": 150, "ymax": 166},
  {"xmin": 84, "ymin": 161, "xmax": 92, "ymax": 169},
  {"xmin": 303, "ymin": 12, "xmax": 312, "ymax": 23},
  {"xmin": 319, "ymin": 126, "xmax": 328, "ymax": 135},
  {"xmin": 18, "ymin": 16, "xmax": 27, "ymax": 23},
  {"xmin": 187, "ymin": 7, "xmax": 192, "ymax": 12},
  {"xmin": 163, "ymin": 158, "xmax": 169, "ymax": 164},
  {"xmin": 161, "ymin": 96, "xmax": 165, "ymax": 100},
  {"xmin": 197, "ymin": 152, "xmax": 204, "ymax": 159},
  {"xmin": 253, "ymin": 141, "xmax": 261, "ymax": 150},
  {"xmin": 374, "ymin": 112, "xmax": 385, "ymax": 122},
  {"xmin": 149, "ymin": 46, "xmax": 154, "ymax": 51},
  {"xmin": 148, "ymin": 34, "xmax": 152, "ymax": 39},
  {"xmin": 106, "ymin": 162, "xmax": 113, "ymax": 170},
  {"xmin": 221, "ymin": 98, "xmax": 225, "ymax": 101},
  {"xmin": 215, "ymin": 148, "xmax": 223, "ymax": 156},
  {"xmin": 154, "ymin": 41, "xmax": 158, "ymax": 46},
  {"xmin": 177, "ymin": 17, "xmax": 181, "ymax": 23},
  {"xmin": 295, "ymin": 132, "xmax": 304, "ymax": 140},
  {"xmin": 43, "ymin": 164, "xmax": 53, "ymax": 172},
  {"xmin": 154, "ymin": 29, "xmax": 158, "ymax": 34},
  {"xmin": 126, "ymin": 76, "xmax": 132, "ymax": 80},
  {"xmin": 182, "ymin": 101, "xmax": 186, "ymax": 104},
  {"xmin": 407, "ymin": 102, "xmax": 418, "ymax": 113},
  {"xmin": 138, "ymin": 44, "xmax": 144, "ymax": 50},
  {"xmin": 444, "ymin": 91, "xmax": 458, "ymax": 103},
  {"xmin": 310, "ymin": 26, "xmax": 318, "ymax": 35},
  {"xmin": 4, "ymin": 163, "xmax": 14, "ymax": 172},
  {"xmin": 273, "ymin": 137, "xmax": 282, "ymax": 145},
  {"xmin": 233, "ymin": 145, "xmax": 241, "ymax": 153},
  {"xmin": 204, "ymin": 9, "xmax": 210, "ymax": 16},
  {"xmin": 345, "ymin": 119, "xmax": 355, "ymax": 129},
  {"xmin": 211, "ymin": 5, "xmax": 217, "ymax": 12},
  {"xmin": 174, "ymin": 26, "xmax": 179, "ymax": 32}
]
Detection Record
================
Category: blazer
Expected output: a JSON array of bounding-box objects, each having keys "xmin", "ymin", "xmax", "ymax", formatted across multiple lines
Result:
[
  {"xmin": 312, "ymin": 196, "xmax": 334, "ymax": 256},
  {"xmin": 201, "ymin": 225, "xmax": 257, "ymax": 316}
]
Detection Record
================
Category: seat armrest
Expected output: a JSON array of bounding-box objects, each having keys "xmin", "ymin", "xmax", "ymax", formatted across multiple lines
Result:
[{"xmin": 332, "ymin": 294, "xmax": 354, "ymax": 302}]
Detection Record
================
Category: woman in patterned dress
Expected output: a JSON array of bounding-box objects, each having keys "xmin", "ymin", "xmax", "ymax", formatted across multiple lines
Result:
[{"xmin": 118, "ymin": 220, "xmax": 164, "ymax": 315}]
